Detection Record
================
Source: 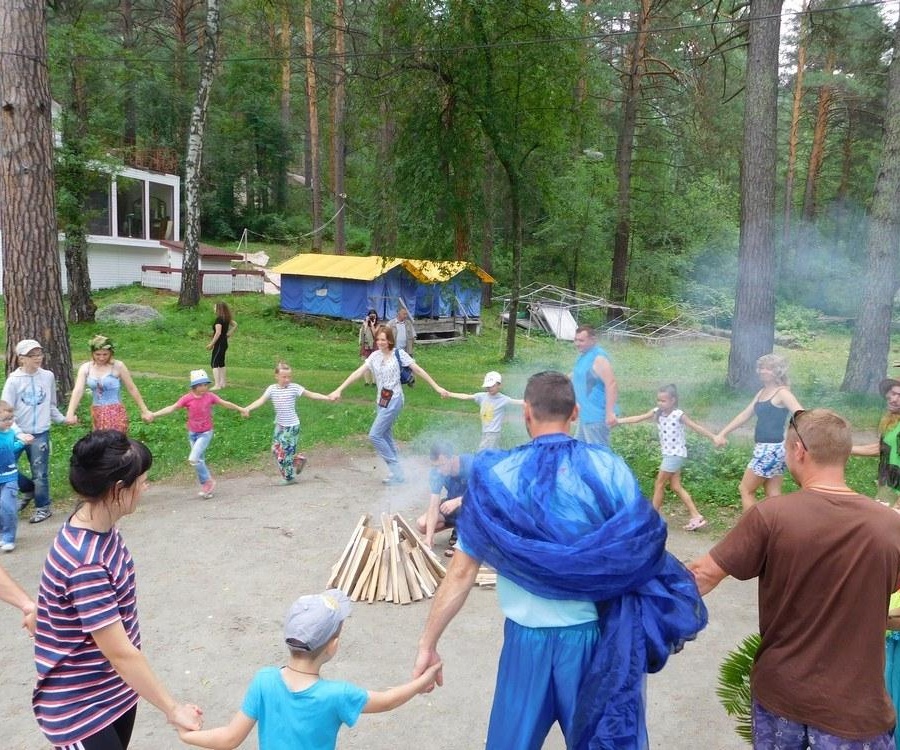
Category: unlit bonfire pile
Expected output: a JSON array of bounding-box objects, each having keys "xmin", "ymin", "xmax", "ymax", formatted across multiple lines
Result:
[{"xmin": 328, "ymin": 514, "xmax": 447, "ymax": 604}]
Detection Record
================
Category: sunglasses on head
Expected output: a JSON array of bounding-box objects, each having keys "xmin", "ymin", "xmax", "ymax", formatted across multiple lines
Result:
[{"xmin": 788, "ymin": 409, "xmax": 808, "ymax": 452}]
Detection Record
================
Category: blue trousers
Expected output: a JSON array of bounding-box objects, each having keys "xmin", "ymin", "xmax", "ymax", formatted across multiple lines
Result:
[
  {"xmin": 486, "ymin": 618, "xmax": 600, "ymax": 750},
  {"xmin": 369, "ymin": 393, "xmax": 404, "ymax": 478},
  {"xmin": 0, "ymin": 480, "xmax": 17, "ymax": 544},
  {"xmin": 18, "ymin": 431, "xmax": 50, "ymax": 510},
  {"xmin": 188, "ymin": 430, "xmax": 213, "ymax": 484}
]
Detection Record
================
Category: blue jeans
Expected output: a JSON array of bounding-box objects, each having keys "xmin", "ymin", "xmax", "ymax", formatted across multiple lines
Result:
[
  {"xmin": 188, "ymin": 430, "xmax": 213, "ymax": 484},
  {"xmin": 0, "ymin": 480, "xmax": 18, "ymax": 544},
  {"xmin": 369, "ymin": 392, "xmax": 404, "ymax": 478},
  {"xmin": 18, "ymin": 431, "xmax": 50, "ymax": 510}
]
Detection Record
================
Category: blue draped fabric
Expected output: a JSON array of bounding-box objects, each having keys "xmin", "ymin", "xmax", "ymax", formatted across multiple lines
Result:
[{"xmin": 457, "ymin": 433, "xmax": 708, "ymax": 750}]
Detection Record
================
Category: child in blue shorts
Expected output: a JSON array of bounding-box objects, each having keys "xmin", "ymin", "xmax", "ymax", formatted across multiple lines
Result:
[{"xmin": 178, "ymin": 589, "xmax": 441, "ymax": 750}]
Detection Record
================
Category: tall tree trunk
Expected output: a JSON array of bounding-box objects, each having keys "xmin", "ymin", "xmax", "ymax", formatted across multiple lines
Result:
[
  {"xmin": 481, "ymin": 155, "xmax": 494, "ymax": 309},
  {"xmin": 783, "ymin": 0, "xmax": 809, "ymax": 249},
  {"xmin": 727, "ymin": 0, "xmax": 783, "ymax": 389},
  {"xmin": 801, "ymin": 48, "xmax": 836, "ymax": 221},
  {"xmin": 609, "ymin": 0, "xmax": 650, "ymax": 319},
  {"xmin": 331, "ymin": 0, "xmax": 347, "ymax": 253},
  {"xmin": 841, "ymin": 18, "xmax": 900, "ymax": 393},
  {"xmin": 304, "ymin": 0, "xmax": 322, "ymax": 252},
  {"xmin": 122, "ymin": 0, "xmax": 137, "ymax": 149},
  {"xmin": 179, "ymin": 0, "xmax": 220, "ymax": 307},
  {"xmin": 275, "ymin": 1, "xmax": 291, "ymax": 212},
  {"xmin": 503, "ymin": 166, "xmax": 523, "ymax": 362},
  {"xmin": 573, "ymin": 0, "xmax": 594, "ymax": 151},
  {"xmin": 370, "ymin": 95, "xmax": 397, "ymax": 254},
  {"xmin": 0, "ymin": 0, "xmax": 73, "ymax": 396}
]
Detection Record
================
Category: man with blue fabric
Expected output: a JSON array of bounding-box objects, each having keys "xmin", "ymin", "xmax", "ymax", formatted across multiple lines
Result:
[
  {"xmin": 413, "ymin": 371, "xmax": 707, "ymax": 750},
  {"xmin": 572, "ymin": 325, "xmax": 618, "ymax": 446}
]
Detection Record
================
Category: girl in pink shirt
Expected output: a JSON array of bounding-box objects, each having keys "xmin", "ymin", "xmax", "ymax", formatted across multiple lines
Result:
[{"xmin": 149, "ymin": 370, "xmax": 247, "ymax": 497}]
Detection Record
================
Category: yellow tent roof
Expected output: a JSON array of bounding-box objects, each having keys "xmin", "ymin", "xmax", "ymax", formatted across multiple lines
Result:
[{"xmin": 271, "ymin": 254, "xmax": 494, "ymax": 283}]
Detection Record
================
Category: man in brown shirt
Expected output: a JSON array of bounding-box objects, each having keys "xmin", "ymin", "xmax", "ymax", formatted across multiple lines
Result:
[{"xmin": 690, "ymin": 408, "xmax": 900, "ymax": 749}]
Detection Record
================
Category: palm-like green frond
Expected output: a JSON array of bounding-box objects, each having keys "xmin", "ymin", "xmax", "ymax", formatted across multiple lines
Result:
[{"xmin": 716, "ymin": 632, "xmax": 761, "ymax": 744}]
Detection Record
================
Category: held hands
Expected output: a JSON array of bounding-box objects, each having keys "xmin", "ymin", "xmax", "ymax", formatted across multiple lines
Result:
[
  {"xmin": 20, "ymin": 433, "xmax": 34, "ymax": 445},
  {"xmin": 438, "ymin": 388, "xmax": 449, "ymax": 398},
  {"xmin": 140, "ymin": 410, "xmax": 154, "ymax": 424},
  {"xmin": 416, "ymin": 661, "xmax": 443, "ymax": 693},
  {"xmin": 64, "ymin": 416, "xmax": 78, "ymax": 426},
  {"xmin": 21, "ymin": 601, "xmax": 36, "ymax": 636},
  {"xmin": 168, "ymin": 703, "xmax": 204, "ymax": 732},
  {"xmin": 413, "ymin": 646, "xmax": 443, "ymax": 689},
  {"xmin": 713, "ymin": 433, "xmax": 728, "ymax": 448},
  {"xmin": 605, "ymin": 413, "xmax": 617, "ymax": 428},
  {"xmin": 328, "ymin": 389, "xmax": 342, "ymax": 401}
]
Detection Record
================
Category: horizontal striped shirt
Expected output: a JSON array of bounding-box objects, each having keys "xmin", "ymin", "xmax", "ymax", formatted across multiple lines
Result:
[
  {"xmin": 263, "ymin": 382, "xmax": 305, "ymax": 427},
  {"xmin": 33, "ymin": 521, "xmax": 140, "ymax": 746}
]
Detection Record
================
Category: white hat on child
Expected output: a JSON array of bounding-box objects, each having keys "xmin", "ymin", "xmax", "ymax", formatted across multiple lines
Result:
[{"xmin": 190, "ymin": 369, "xmax": 212, "ymax": 387}]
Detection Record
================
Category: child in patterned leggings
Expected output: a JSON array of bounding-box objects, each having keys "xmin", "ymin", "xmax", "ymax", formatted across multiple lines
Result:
[{"xmin": 244, "ymin": 362, "xmax": 332, "ymax": 485}]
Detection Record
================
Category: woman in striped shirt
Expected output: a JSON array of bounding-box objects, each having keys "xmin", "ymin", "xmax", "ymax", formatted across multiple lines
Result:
[
  {"xmin": 33, "ymin": 430, "xmax": 202, "ymax": 749},
  {"xmin": 244, "ymin": 362, "xmax": 332, "ymax": 485}
]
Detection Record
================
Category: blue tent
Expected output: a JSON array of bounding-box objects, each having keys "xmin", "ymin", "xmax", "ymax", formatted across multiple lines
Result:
[{"xmin": 272, "ymin": 255, "xmax": 493, "ymax": 321}]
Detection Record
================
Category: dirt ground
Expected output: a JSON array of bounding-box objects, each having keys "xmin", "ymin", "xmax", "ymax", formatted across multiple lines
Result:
[{"xmin": 0, "ymin": 448, "xmax": 757, "ymax": 749}]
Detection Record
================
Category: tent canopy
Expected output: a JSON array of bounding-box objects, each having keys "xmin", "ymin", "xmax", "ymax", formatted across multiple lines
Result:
[{"xmin": 273, "ymin": 254, "xmax": 493, "ymax": 321}]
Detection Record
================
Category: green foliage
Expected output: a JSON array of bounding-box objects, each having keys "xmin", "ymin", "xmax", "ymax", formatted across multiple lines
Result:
[
  {"xmin": 774, "ymin": 304, "xmax": 819, "ymax": 346},
  {"xmin": 716, "ymin": 632, "xmax": 761, "ymax": 744}
]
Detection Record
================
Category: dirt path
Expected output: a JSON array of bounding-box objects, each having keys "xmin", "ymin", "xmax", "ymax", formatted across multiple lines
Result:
[{"xmin": 0, "ymin": 448, "xmax": 756, "ymax": 749}]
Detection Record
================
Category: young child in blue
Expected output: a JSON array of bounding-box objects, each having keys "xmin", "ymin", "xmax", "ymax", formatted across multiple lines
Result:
[
  {"xmin": 0, "ymin": 400, "xmax": 32, "ymax": 552},
  {"xmin": 179, "ymin": 589, "xmax": 441, "ymax": 750},
  {"xmin": 443, "ymin": 371, "xmax": 524, "ymax": 450}
]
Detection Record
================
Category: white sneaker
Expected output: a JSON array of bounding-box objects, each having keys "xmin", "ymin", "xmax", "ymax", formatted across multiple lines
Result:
[{"xmin": 1, "ymin": 541, "xmax": 16, "ymax": 552}]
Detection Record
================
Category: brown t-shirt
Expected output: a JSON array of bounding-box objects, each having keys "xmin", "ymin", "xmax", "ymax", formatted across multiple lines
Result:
[{"xmin": 711, "ymin": 489, "xmax": 900, "ymax": 739}]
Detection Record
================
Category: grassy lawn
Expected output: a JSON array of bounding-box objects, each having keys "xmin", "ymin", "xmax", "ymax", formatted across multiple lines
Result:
[{"xmin": 7, "ymin": 284, "xmax": 893, "ymax": 532}]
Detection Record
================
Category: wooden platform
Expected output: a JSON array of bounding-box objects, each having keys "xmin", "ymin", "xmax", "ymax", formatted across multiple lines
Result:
[{"xmin": 416, "ymin": 317, "xmax": 481, "ymax": 344}]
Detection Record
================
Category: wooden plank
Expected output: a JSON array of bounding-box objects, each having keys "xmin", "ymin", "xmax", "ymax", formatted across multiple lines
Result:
[
  {"xmin": 383, "ymin": 514, "xmax": 400, "ymax": 604},
  {"xmin": 410, "ymin": 561, "xmax": 434, "ymax": 597},
  {"xmin": 400, "ymin": 540, "xmax": 423, "ymax": 601},
  {"xmin": 351, "ymin": 536, "xmax": 381, "ymax": 601},
  {"xmin": 394, "ymin": 512, "xmax": 447, "ymax": 580},
  {"xmin": 365, "ymin": 531, "xmax": 384, "ymax": 603},
  {"xmin": 340, "ymin": 537, "xmax": 371, "ymax": 595},
  {"xmin": 393, "ymin": 519, "xmax": 411, "ymax": 604},
  {"xmin": 327, "ymin": 514, "xmax": 368, "ymax": 588},
  {"xmin": 375, "ymin": 547, "xmax": 390, "ymax": 602},
  {"xmin": 410, "ymin": 547, "xmax": 438, "ymax": 591}
]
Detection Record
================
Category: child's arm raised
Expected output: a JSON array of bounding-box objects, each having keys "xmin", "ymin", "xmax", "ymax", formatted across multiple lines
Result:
[
  {"xmin": 681, "ymin": 413, "xmax": 718, "ymax": 442},
  {"xmin": 302, "ymin": 389, "xmax": 334, "ymax": 402},
  {"xmin": 443, "ymin": 391, "xmax": 475, "ymax": 401},
  {"xmin": 216, "ymin": 398, "xmax": 250, "ymax": 418},
  {"xmin": 615, "ymin": 409, "xmax": 655, "ymax": 426},
  {"xmin": 150, "ymin": 401, "xmax": 182, "ymax": 420},
  {"xmin": 178, "ymin": 711, "xmax": 255, "ymax": 750},
  {"xmin": 362, "ymin": 662, "xmax": 442, "ymax": 714},
  {"xmin": 243, "ymin": 392, "xmax": 269, "ymax": 414}
]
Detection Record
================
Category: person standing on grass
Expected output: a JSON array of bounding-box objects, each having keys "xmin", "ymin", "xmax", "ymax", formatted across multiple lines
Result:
[
  {"xmin": 413, "ymin": 371, "xmax": 706, "ymax": 749},
  {"xmin": 690, "ymin": 408, "xmax": 900, "ymax": 750},
  {"xmin": 244, "ymin": 361, "xmax": 333, "ymax": 485},
  {"xmin": 714, "ymin": 353, "xmax": 803, "ymax": 511},
  {"xmin": 207, "ymin": 302, "xmax": 237, "ymax": 391},
  {"xmin": 616, "ymin": 384, "xmax": 718, "ymax": 531},
  {"xmin": 329, "ymin": 326, "xmax": 447, "ymax": 486},
  {"xmin": 571, "ymin": 325, "xmax": 618, "ymax": 446},
  {"xmin": 0, "ymin": 399, "xmax": 32, "ymax": 553},
  {"xmin": 851, "ymin": 377, "xmax": 900, "ymax": 506},
  {"xmin": 2, "ymin": 339, "xmax": 76, "ymax": 524},
  {"xmin": 148, "ymin": 370, "xmax": 248, "ymax": 498},
  {"xmin": 387, "ymin": 307, "xmax": 416, "ymax": 354},
  {"xmin": 33, "ymin": 430, "xmax": 203, "ymax": 749},
  {"xmin": 66, "ymin": 335, "xmax": 153, "ymax": 432},
  {"xmin": 442, "ymin": 371, "xmax": 523, "ymax": 451},
  {"xmin": 358, "ymin": 309, "xmax": 379, "ymax": 386}
]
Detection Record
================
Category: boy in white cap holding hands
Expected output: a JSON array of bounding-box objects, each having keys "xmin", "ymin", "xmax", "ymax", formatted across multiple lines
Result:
[
  {"xmin": 443, "ymin": 371, "xmax": 523, "ymax": 450},
  {"xmin": 148, "ymin": 369, "xmax": 247, "ymax": 498},
  {"xmin": 1, "ymin": 339, "xmax": 75, "ymax": 523},
  {"xmin": 178, "ymin": 589, "xmax": 441, "ymax": 750}
]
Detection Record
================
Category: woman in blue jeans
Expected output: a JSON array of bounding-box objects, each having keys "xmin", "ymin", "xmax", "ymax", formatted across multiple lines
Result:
[{"xmin": 330, "ymin": 325, "xmax": 447, "ymax": 484}]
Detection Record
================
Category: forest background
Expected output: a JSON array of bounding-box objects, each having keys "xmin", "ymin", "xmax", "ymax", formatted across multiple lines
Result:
[{"xmin": 3, "ymin": 0, "xmax": 900, "ymax": 395}]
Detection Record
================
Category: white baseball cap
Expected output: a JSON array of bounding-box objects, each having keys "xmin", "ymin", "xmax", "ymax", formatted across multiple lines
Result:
[
  {"xmin": 482, "ymin": 371, "xmax": 502, "ymax": 388},
  {"xmin": 189, "ymin": 369, "xmax": 212, "ymax": 387},
  {"xmin": 15, "ymin": 339, "xmax": 42, "ymax": 356}
]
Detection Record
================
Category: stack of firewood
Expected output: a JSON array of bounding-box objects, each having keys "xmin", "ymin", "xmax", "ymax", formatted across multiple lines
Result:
[{"xmin": 327, "ymin": 514, "xmax": 447, "ymax": 604}]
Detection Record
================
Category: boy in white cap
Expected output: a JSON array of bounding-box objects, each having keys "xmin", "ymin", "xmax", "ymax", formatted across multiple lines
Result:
[
  {"xmin": 178, "ymin": 589, "xmax": 442, "ymax": 750},
  {"xmin": 148, "ymin": 369, "xmax": 247, "ymax": 498},
  {"xmin": 443, "ymin": 371, "xmax": 523, "ymax": 450},
  {"xmin": 1, "ymin": 339, "xmax": 75, "ymax": 523}
]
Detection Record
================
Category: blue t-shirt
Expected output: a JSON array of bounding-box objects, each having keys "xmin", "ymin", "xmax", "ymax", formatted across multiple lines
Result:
[
  {"xmin": 242, "ymin": 667, "xmax": 368, "ymax": 750},
  {"xmin": 572, "ymin": 345, "xmax": 611, "ymax": 424}
]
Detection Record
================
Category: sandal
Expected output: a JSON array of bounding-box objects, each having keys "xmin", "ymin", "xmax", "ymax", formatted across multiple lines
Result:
[
  {"xmin": 444, "ymin": 547, "xmax": 455, "ymax": 558},
  {"xmin": 683, "ymin": 516, "xmax": 707, "ymax": 532}
]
